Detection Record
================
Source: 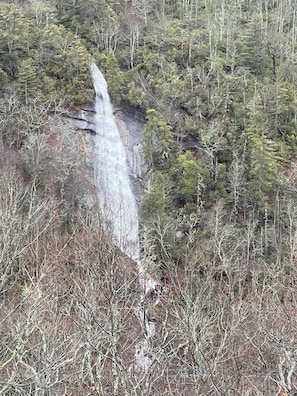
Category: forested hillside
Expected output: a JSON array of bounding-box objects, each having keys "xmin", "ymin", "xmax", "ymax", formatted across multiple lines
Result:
[{"xmin": 1, "ymin": 0, "xmax": 297, "ymax": 395}]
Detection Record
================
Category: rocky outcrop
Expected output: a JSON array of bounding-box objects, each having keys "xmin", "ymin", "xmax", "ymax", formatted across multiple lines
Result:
[
  {"xmin": 114, "ymin": 107, "xmax": 145, "ymax": 200},
  {"xmin": 66, "ymin": 103, "xmax": 146, "ymax": 201},
  {"xmin": 61, "ymin": 105, "xmax": 97, "ymax": 135}
]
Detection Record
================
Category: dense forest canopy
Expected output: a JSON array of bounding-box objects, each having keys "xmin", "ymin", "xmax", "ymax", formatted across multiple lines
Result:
[{"xmin": 1, "ymin": 0, "xmax": 297, "ymax": 395}]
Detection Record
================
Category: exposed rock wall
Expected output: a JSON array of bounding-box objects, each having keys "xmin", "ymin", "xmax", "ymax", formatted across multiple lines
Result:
[
  {"xmin": 66, "ymin": 104, "xmax": 145, "ymax": 202},
  {"xmin": 114, "ymin": 107, "xmax": 145, "ymax": 201}
]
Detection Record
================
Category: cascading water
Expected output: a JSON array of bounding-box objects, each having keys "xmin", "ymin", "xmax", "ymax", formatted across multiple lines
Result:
[
  {"xmin": 91, "ymin": 63, "xmax": 139, "ymax": 260},
  {"xmin": 90, "ymin": 62, "xmax": 157, "ymax": 373}
]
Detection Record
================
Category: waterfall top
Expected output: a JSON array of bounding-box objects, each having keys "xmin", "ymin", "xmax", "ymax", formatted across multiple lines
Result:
[{"xmin": 90, "ymin": 62, "xmax": 110, "ymax": 105}]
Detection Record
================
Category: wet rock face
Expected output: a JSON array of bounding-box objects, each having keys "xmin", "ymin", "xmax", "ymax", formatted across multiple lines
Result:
[
  {"xmin": 114, "ymin": 107, "xmax": 145, "ymax": 201},
  {"xmin": 66, "ymin": 103, "xmax": 145, "ymax": 201}
]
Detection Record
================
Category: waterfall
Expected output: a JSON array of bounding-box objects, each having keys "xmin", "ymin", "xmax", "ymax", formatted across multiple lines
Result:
[
  {"xmin": 91, "ymin": 63, "xmax": 139, "ymax": 260},
  {"xmin": 90, "ymin": 62, "xmax": 158, "ymax": 373}
]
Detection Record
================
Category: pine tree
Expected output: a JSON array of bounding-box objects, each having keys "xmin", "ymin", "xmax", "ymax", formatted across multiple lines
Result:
[
  {"xmin": 246, "ymin": 113, "xmax": 281, "ymax": 208},
  {"xmin": 143, "ymin": 109, "xmax": 175, "ymax": 169},
  {"xmin": 277, "ymin": 82, "xmax": 297, "ymax": 142},
  {"xmin": 237, "ymin": 16, "xmax": 271, "ymax": 76},
  {"xmin": 17, "ymin": 59, "xmax": 39, "ymax": 104},
  {"xmin": 172, "ymin": 151, "xmax": 200, "ymax": 203}
]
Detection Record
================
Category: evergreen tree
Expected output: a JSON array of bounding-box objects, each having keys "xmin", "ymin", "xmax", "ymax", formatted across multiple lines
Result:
[
  {"xmin": 237, "ymin": 16, "xmax": 271, "ymax": 76},
  {"xmin": 17, "ymin": 59, "xmax": 39, "ymax": 104},
  {"xmin": 277, "ymin": 82, "xmax": 297, "ymax": 145},
  {"xmin": 246, "ymin": 113, "xmax": 281, "ymax": 208},
  {"xmin": 143, "ymin": 109, "xmax": 175, "ymax": 169},
  {"xmin": 171, "ymin": 151, "xmax": 200, "ymax": 204}
]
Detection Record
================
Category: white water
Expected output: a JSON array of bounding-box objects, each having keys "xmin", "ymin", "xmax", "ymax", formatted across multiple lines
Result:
[
  {"xmin": 91, "ymin": 63, "xmax": 139, "ymax": 260},
  {"xmin": 90, "ymin": 63, "xmax": 157, "ymax": 373}
]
